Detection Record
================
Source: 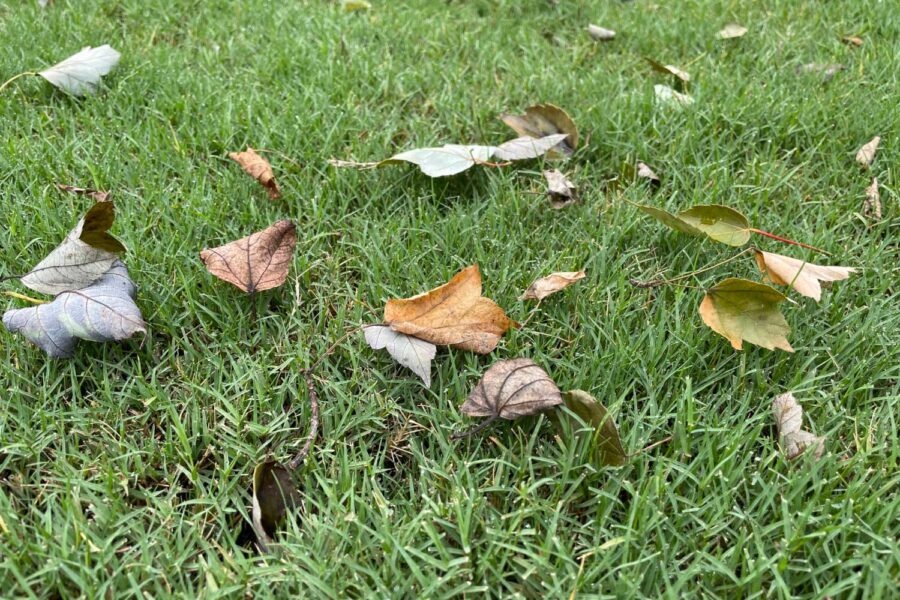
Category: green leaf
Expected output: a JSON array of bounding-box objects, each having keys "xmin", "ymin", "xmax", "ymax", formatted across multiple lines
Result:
[
  {"xmin": 636, "ymin": 205, "xmax": 703, "ymax": 236},
  {"xmin": 636, "ymin": 203, "xmax": 750, "ymax": 246},
  {"xmin": 556, "ymin": 390, "xmax": 627, "ymax": 467},
  {"xmin": 699, "ymin": 278, "xmax": 793, "ymax": 352}
]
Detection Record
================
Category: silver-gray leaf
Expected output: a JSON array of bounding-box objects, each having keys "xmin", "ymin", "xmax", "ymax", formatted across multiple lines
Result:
[
  {"xmin": 364, "ymin": 325, "xmax": 435, "ymax": 387},
  {"xmin": 38, "ymin": 45, "xmax": 120, "ymax": 96}
]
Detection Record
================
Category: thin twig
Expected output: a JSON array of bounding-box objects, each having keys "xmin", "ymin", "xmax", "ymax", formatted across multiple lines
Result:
[
  {"xmin": 450, "ymin": 414, "xmax": 500, "ymax": 441},
  {"xmin": 631, "ymin": 435, "xmax": 673, "ymax": 456},
  {"xmin": 288, "ymin": 369, "xmax": 320, "ymax": 470},
  {"xmin": 750, "ymin": 228, "xmax": 830, "ymax": 255},
  {"xmin": 518, "ymin": 299, "xmax": 543, "ymax": 328}
]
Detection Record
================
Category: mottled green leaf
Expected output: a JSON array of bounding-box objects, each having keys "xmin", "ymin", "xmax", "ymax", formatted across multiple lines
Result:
[
  {"xmin": 557, "ymin": 390, "xmax": 627, "ymax": 467},
  {"xmin": 699, "ymin": 278, "xmax": 792, "ymax": 352}
]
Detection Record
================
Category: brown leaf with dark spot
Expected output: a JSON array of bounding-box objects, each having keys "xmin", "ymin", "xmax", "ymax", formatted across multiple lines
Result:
[
  {"xmin": 520, "ymin": 271, "xmax": 585, "ymax": 301},
  {"xmin": 229, "ymin": 147, "xmax": 281, "ymax": 199},
  {"xmin": 55, "ymin": 184, "xmax": 110, "ymax": 203},
  {"xmin": 863, "ymin": 177, "xmax": 881, "ymax": 221},
  {"xmin": 384, "ymin": 265, "xmax": 514, "ymax": 354},
  {"xmin": 499, "ymin": 104, "xmax": 578, "ymax": 157},
  {"xmin": 200, "ymin": 220, "xmax": 296, "ymax": 293},
  {"xmin": 460, "ymin": 358, "xmax": 562, "ymax": 420},
  {"xmin": 543, "ymin": 169, "xmax": 578, "ymax": 208}
]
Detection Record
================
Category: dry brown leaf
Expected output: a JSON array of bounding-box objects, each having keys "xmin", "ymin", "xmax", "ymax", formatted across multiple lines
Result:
[
  {"xmin": 499, "ymin": 104, "xmax": 578, "ymax": 157},
  {"xmin": 543, "ymin": 169, "xmax": 578, "ymax": 208},
  {"xmin": 200, "ymin": 220, "xmax": 296, "ymax": 293},
  {"xmin": 384, "ymin": 265, "xmax": 514, "ymax": 354},
  {"xmin": 645, "ymin": 58, "xmax": 690, "ymax": 82},
  {"xmin": 754, "ymin": 250, "xmax": 854, "ymax": 302},
  {"xmin": 863, "ymin": 177, "xmax": 881, "ymax": 221},
  {"xmin": 841, "ymin": 35, "xmax": 864, "ymax": 47},
  {"xmin": 717, "ymin": 23, "xmax": 748, "ymax": 39},
  {"xmin": 55, "ymin": 184, "xmax": 110, "ymax": 202},
  {"xmin": 520, "ymin": 271, "xmax": 586, "ymax": 301},
  {"xmin": 460, "ymin": 358, "xmax": 562, "ymax": 420},
  {"xmin": 772, "ymin": 392, "xmax": 825, "ymax": 460},
  {"xmin": 229, "ymin": 147, "xmax": 281, "ymax": 199},
  {"xmin": 855, "ymin": 136, "xmax": 880, "ymax": 168}
]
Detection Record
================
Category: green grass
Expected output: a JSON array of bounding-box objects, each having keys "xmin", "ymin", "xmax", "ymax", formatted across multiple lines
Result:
[{"xmin": 1, "ymin": 0, "xmax": 898, "ymax": 597}]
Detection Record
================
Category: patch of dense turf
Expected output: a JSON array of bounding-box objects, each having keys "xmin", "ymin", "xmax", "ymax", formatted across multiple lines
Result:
[{"xmin": 1, "ymin": 1, "xmax": 897, "ymax": 597}]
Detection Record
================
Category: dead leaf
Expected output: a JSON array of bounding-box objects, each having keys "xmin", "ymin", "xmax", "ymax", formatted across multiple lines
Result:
[
  {"xmin": 699, "ymin": 278, "xmax": 792, "ymax": 352},
  {"xmin": 855, "ymin": 136, "xmax": 880, "ymax": 168},
  {"xmin": 587, "ymin": 25, "xmax": 616, "ymax": 41},
  {"xmin": 543, "ymin": 169, "xmax": 578, "ymax": 208},
  {"xmin": 55, "ymin": 184, "xmax": 110, "ymax": 203},
  {"xmin": 645, "ymin": 58, "xmax": 690, "ymax": 82},
  {"xmin": 863, "ymin": 178, "xmax": 881, "ymax": 220},
  {"xmin": 493, "ymin": 134, "xmax": 569, "ymax": 161},
  {"xmin": 251, "ymin": 460, "xmax": 300, "ymax": 553},
  {"xmin": 717, "ymin": 23, "xmax": 748, "ymax": 39},
  {"xmin": 795, "ymin": 63, "xmax": 844, "ymax": 82},
  {"xmin": 772, "ymin": 392, "xmax": 825, "ymax": 460},
  {"xmin": 637, "ymin": 162, "xmax": 660, "ymax": 183},
  {"xmin": 328, "ymin": 158, "xmax": 379, "ymax": 169},
  {"xmin": 200, "ymin": 220, "xmax": 296, "ymax": 293},
  {"xmin": 229, "ymin": 147, "xmax": 281, "ymax": 199},
  {"xmin": 754, "ymin": 250, "xmax": 855, "ymax": 302},
  {"xmin": 460, "ymin": 358, "xmax": 562, "ymax": 421},
  {"xmin": 3, "ymin": 261, "xmax": 145, "ymax": 358},
  {"xmin": 500, "ymin": 104, "xmax": 578, "ymax": 157},
  {"xmin": 841, "ymin": 35, "xmax": 864, "ymax": 47},
  {"xmin": 520, "ymin": 271, "xmax": 585, "ymax": 301},
  {"xmin": 654, "ymin": 84, "xmax": 694, "ymax": 107},
  {"xmin": 38, "ymin": 45, "xmax": 120, "ymax": 96},
  {"xmin": 384, "ymin": 265, "xmax": 513, "ymax": 354},
  {"xmin": 556, "ymin": 390, "xmax": 627, "ymax": 467},
  {"xmin": 364, "ymin": 325, "xmax": 436, "ymax": 387}
]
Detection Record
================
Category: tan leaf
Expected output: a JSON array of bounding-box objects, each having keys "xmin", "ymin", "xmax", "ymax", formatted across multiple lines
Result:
[
  {"xmin": 200, "ymin": 220, "xmax": 296, "ymax": 293},
  {"xmin": 587, "ymin": 25, "xmax": 616, "ymax": 41},
  {"xmin": 543, "ymin": 169, "xmax": 577, "ymax": 208},
  {"xmin": 637, "ymin": 162, "xmax": 660, "ymax": 183},
  {"xmin": 754, "ymin": 250, "xmax": 855, "ymax": 302},
  {"xmin": 499, "ymin": 103, "xmax": 578, "ymax": 157},
  {"xmin": 328, "ymin": 158, "xmax": 379, "ymax": 169},
  {"xmin": 520, "ymin": 271, "xmax": 586, "ymax": 301},
  {"xmin": 645, "ymin": 58, "xmax": 690, "ymax": 82},
  {"xmin": 229, "ymin": 147, "xmax": 281, "ymax": 199},
  {"xmin": 855, "ymin": 136, "xmax": 880, "ymax": 168},
  {"xmin": 717, "ymin": 23, "xmax": 748, "ymax": 39},
  {"xmin": 772, "ymin": 392, "xmax": 825, "ymax": 460},
  {"xmin": 841, "ymin": 35, "xmax": 864, "ymax": 47},
  {"xmin": 460, "ymin": 358, "xmax": 562, "ymax": 419},
  {"xmin": 55, "ymin": 184, "xmax": 110, "ymax": 203},
  {"xmin": 863, "ymin": 177, "xmax": 881, "ymax": 221},
  {"xmin": 384, "ymin": 265, "xmax": 514, "ymax": 354}
]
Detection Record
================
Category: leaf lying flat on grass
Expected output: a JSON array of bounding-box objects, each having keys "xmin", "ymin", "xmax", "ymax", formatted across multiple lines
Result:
[
  {"xmin": 556, "ymin": 390, "xmax": 627, "ymax": 467},
  {"xmin": 543, "ymin": 169, "xmax": 577, "ymax": 208},
  {"xmin": 460, "ymin": 358, "xmax": 562, "ymax": 421},
  {"xmin": 364, "ymin": 325, "xmax": 436, "ymax": 387},
  {"xmin": 38, "ymin": 45, "xmax": 120, "ymax": 96},
  {"xmin": 229, "ymin": 147, "xmax": 281, "ymax": 199},
  {"xmin": 637, "ymin": 204, "xmax": 750, "ymax": 246},
  {"xmin": 699, "ymin": 278, "xmax": 792, "ymax": 352},
  {"xmin": 251, "ymin": 460, "xmax": 300, "ymax": 553},
  {"xmin": 855, "ymin": 136, "xmax": 880, "ymax": 168},
  {"xmin": 754, "ymin": 250, "xmax": 854, "ymax": 302},
  {"xmin": 841, "ymin": 35, "xmax": 864, "ymax": 47},
  {"xmin": 3, "ymin": 261, "xmax": 145, "ymax": 358},
  {"xmin": 772, "ymin": 392, "xmax": 824, "ymax": 460},
  {"xmin": 200, "ymin": 220, "xmax": 296, "ymax": 293},
  {"xmin": 500, "ymin": 103, "xmax": 578, "ymax": 157},
  {"xmin": 493, "ymin": 135, "xmax": 568, "ymax": 161},
  {"xmin": 717, "ymin": 23, "xmax": 748, "ymax": 39},
  {"xmin": 645, "ymin": 58, "xmax": 690, "ymax": 82},
  {"xmin": 520, "ymin": 271, "xmax": 585, "ymax": 301},
  {"xmin": 587, "ymin": 25, "xmax": 616, "ymax": 41},
  {"xmin": 56, "ymin": 183, "xmax": 110, "ymax": 203}
]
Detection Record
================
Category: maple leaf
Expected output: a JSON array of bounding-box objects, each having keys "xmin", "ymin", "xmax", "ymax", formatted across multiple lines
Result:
[{"xmin": 699, "ymin": 278, "xmax": 793, "ymax": 352}]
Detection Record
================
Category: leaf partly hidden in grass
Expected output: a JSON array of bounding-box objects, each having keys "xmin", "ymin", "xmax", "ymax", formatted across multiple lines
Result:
[
  {"xmin": 754, "ymin": 250, "xmax": 854, "ymax": 302},
  {"xmin": 19, "ymin": 201, "xmax": 125, "ymax": 295},
  {"xmin": 645, "ymin": 58, "xmax": 690, "ymax": 82},
  {"xmin": 795, "ymin": 63, "xmax": 843, "ymax": 83},
  {"xmin": 251, "ymin": 460, "xmax": 300, "ymax": 553},
  {"xmin": 55, "ymin": 183, "xmax": 110, "ymax": 202},
  {"xmin": 200, "ymin": 220, "xmax": 296, "ymax": 293},
  {"xmin": 622, "ymin": 161, "xmax": 660, "ymax": 186},
  {"xmin": 460, "ymin": 358, "xmax": 562, "ymax": 426},
  {"xmin": 543, "ymin": 169, "xmax": 578, "ymax": 208},
  {"xmin": 228, "ymin": 147, "xmax": 281, "ymax": 199},
  {"xmin": 556, "ymin": 390, "xmax": 627, "ymax": 467},
  {"xmin": 717, "ymin": 23, "xmax": 748, "ymax": 39},
  {"xmin": 384, "ymin": 265, "xmax": 514, "ymax": 354},
  {"xmin": 863, "ymin": 177, "xmax": 881, "ymax": 221},
  {"xmin": 500, "ymin": 103, "xmax": 579, "ymax": 157},
  {"xmin": 3, "ymin": 261, "xmax": 145, "ymax": 358},
  {"xmin": 364, "ymin": 325, "xmax": 436, "ymax": 387},
  {"xmin": 699, "ymin": 278, "xmax": 792, "ymax": 352},
  {"xmin": 772, "ymin": 392, "xmax": 824, "ymax": 460},
  {"xmin": 520, "ymin": 271, "xmax": 585, "ymax": 301},
  {"xmin": 855, "ymin": 136, "xmax": 880, "ymax": 168},
  {"xmin": 341, "ymin": 0, "xmax": 371, "ymax": 10},
  {"xmin": 841, "ymin": 35, "xmax": 863, "ymax": 47},
  {"xmin": 636, "ymin": 204, "xmax": 750, "ymax": 246},
  {"xmin": 39, "ymin": 45, "xmax": 120, "ymax": 96},
  {"xmin": 654, "ymin": 84, "xmax": 694, "ymax": 107},
  {"xmin": 587, "ymin": 25, "xmax": 616, "ymax": 41}
]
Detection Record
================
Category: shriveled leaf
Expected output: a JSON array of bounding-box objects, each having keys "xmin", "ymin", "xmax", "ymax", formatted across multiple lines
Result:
[
  {"xmin": 754, "ymin": 250, "xmax": 854, "ymax": 302},
  {"xmin": 460, "ymin": 358, "xmax": 562, "ymax": 419},
  {"xmin": 38, "ymin": 45, "xmax": 120, "ymax": 96},
  {"xmin": 229, "ymin": 147, "xmax": 281, "ymax": 199},
  {"xmin": 855, "ymin": 136, "xmax": 880, "ymax": 168},
  {"xmin": 20, "ymin": 201, "xmax": 125, "ymax": 295},
  {"xmin": 341, "ymin": 0, "xmax": 371, "ymax": 10},
  {"xmin": 717, "ymin": 23, "xmax": 748, "ymax": 39},
  {"xmin": 863, "ymin": 177, "xmax": 881, "ymax": 221},
  {"xmin": 384, "ymin": 264, "xmax": 513, "ymax": 354},
  {"xmin": 796, "ymin": 63, "xmax": 843, "ymax": 82},
  {"xmin": 500, "ymin": 103, "xmax": 578, "ymax": 157},
  {"xmin": 520, "ymin": 271, "xmax": 585, "ymax": 301},
  {"xmin": 637, "ymin": 204, "xmax": 750, "ymax": 246},
  {"xmin": 587, "ymin": 25, "xmax": 616, "ymax": 41},
  {"xmin": 3, "ymin": 261, "xmax": 145, "ymax": 358},
  {"xmin": 493, "ymin": 134, "xmax": 568, "ymax": 161},
  {"xmin": 55, "ymin": 184, "xmax": 110, "ymax": 203},
  {"xmin": 645, "ymin": 58, "xmax": 690, "ymax": 82},
  {"xmin": 841, "ymin": 35, "xmax": 864, "ymax": 47},
  {"xmin": 200, "ymin": 220, "xmax": 296, "ymax": 293},
  {"xmin": 637, "ymin": 162, "xmax": 660, "ymax": 183},
  {"xmin": 382, "ymin": 144, "xmax": 496, "ymax": 177},
  {"xmin": 772, "ymin": 392, "xmax": 824, "ymax": 460},
  {"xmin": 699, "ymin": 278, "xmax": 792, "ymax": 352},
  {"xmin": 251, "ymin": 460, "xmax": 300, "ymax": 553},
  {"xmin": 543, "ymin": 169, "xmax": 578, "ymax": 208},
  {"xmin": 558, "ymin": 390, "xmax": 627, "ymax": 467},
  {"xmin": 327, "ymin": 158, "xmax": 379, "ymax": 169},
  {"xmin": 654, "ymin": 84, "xmax": 694, "ymax": 107},
  {"xmin": 364, "ymin": 325, "xmax": 435, "ymax": 387}
]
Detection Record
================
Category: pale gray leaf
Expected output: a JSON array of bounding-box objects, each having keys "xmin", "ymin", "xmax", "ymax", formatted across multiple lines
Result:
[
  {"xmin": 587, "ymin": 25, "xmax": 616, "ymax": 41},
  {"xmin": 717, "ymin": 23, "xmax": 748, "ymax": 39},
  {"xmin": 364, "ymin": 325, "xmax": 435, "ymax": 387},
  {"xmin": 493, "ymin": 134, "xmax": 568, "ymax": 161},
  {"xmin": 385, "ymin": 144, "xmax": 497, "ymax": 177},
  {"xmin": 543, "ymin": 169, "xmax": 577, "ymax": 208},
  {"xmin": 39, "ymin": 45, "xmax": 120, "ymax": 96},
  {"xmin": 654, "ymin": 84, "xmax": 694, "ymax": 107}
]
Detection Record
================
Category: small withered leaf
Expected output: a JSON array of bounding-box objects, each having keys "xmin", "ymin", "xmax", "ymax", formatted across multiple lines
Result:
[
  {"xmin": 229, "ymin": 147, "xmax": 281, "ymax": 199},
  {"xmin": 364, "ymin": 325, "xmax": 436, "ymax": 387},
  {"xmin": 841, "ymin": 35, "xmax": 864, "ymax": 47},
  {"xmin": 772, "ymin": 392, "xmax": 825, "ymax": 460},
  {"xmin": 200, "ymin": 220, "xmax": 296, "ymax": 293},
  {"xmin": 855, "ymin": 136, "xmax": 880, "ymax": 168},
  {"xmin": 645, "ymin": 58, "xmax": 690, "ymax": 82},
  {"xmin": 543, "ymin": 169, "xmax": 578, "ymax": 208},
  {"xmin": 460, "ymin": 358, "xmax": 562, "ymax": 420},
  {"xmin": 754, "ymin": 250, "xmax": 854, "ymax": 302},
  {"xmin": 520, "ymin": 271, "xmax": 586, "ymax": 301},
  {"xmin": 863, "ymin": 178, "xmax": 881, "ymax": 221}
]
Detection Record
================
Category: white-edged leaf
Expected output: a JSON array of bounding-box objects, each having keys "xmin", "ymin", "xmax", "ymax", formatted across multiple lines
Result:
[
  {"xmin": 39, "ymin": 45, "xmax": 120, "ymax": 96},
  {"xmin": 383, "ymin": 144, "xmax": 497, "ymax": 177},
  {"xmin": 364, "ymin": 325, "xmax": 436, "ymax": 387},
  {"xmin": 493, "ymin": 134, "xmax": 568, "ymax": 161}
]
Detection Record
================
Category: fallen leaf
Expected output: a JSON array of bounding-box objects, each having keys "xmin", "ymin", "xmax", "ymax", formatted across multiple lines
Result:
[
  {"xmin": 364, "ymin": 325, "xmax": 436, "ymax": 387},
  {"xmin": 38, "ymin": 0, "xmax": 51, "ymax": 7},
  {"xmin": 38, "ymin": 45, "xmax": 120, "ymax": 96},
  {"xmin": 717, "ymin": 23, "xmax": 748, "ymax": 39},
  {"xmin": 699, "ymin": 278, "xmax": 793, "ymax": 352},
  {"xmin": 772, "ymin": 392, "xmax": 825, "ymax": 460},
  {"xmin": 754, "ymin": 250, "xmax": 854, "ymax": 302},
  {"xmin": 460, "ymin": 358, "xmax": 563, "ymax": 420},
  {"xmin": 20, "ymin": 201, "xmax": 125, "ymax": 295},
  {"xmin": 637, "ymin": 162, "xmax": 660, "ymax": 183},
  {"xmin": 500, "ymin": 103, "xmax": 579, "ymax": 157},
  {"xmin": 556, "ymin": 390, "xmax": 627, "ymax": 467},
  {"xmin": 637, "ymin": 204, "xmax": 750, "ymax": 246},
  {"xmin": 341, "ymin": 0, "xmax": 371, "ymax": 10},
  {"xmin": 493, "ymin": 134, "xmax": 569, "ymax": 161},
  {"xmin": 855, "ymin": 136, "xmax": 880, "ymax": 168},
  {"xmin": 3, "ymin": 261, "xmax": 145, "ymax": 358},
  {"xmin": 645, "ymin": 58, "xmax": 690, "ymax": 82},
  {"xmin": 328, "ymin": 158, "xmax": 378, "ymax": 169},
  {"xmin": 55, "ymin": 183, "xmax": 110, "ymax": 203},
  {"xmin": 654, "ymin": 84, "xmax": 694, "ymax": 107},
  {"xmin": 381, "ymin": 144, "xmax": 497, "ymax": 177},
  {"xmin": 251, "ymin": 460, "xmax": 300, "ymax": 553},
  {"xmin": 520, "ymin": 271, "xmax": 585, "ymax": 301},
  {"xmin": 228, "ymin": 147, "xmax": 281, "ymax": 199},
  {"xmin": 863, "ymin": 177, "xmax": 881, "ymax": 220},
  {"xmin": 200, "ymin": 220, "xmax": 296, "ymax": 293},
  {"xmin": 587, "ymin": 25, "xmax": 616, "ymax": 41},
  {"xmin": 384, "ymin": 264, "xmax": 513, "ymax": 354},
  {"xmin": 795, "ymin": 63, "xmax": 844, "ymax": 82},
  {"xmin": 841, "ymin": 35, "xmax": 863, "ymax": 47},
  {"xmin": 543, "ymin": 169, "xmax": 578, "ymax": 208}
]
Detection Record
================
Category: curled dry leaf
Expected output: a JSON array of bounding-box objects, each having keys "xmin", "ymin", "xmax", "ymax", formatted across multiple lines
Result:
[
  {"xmin": 364, "ymin": 325, "xmax": 436, "ymax": 387},
  {"xmin": 645, "ymin": 58, "xmax": 690, "ymax": 82},
  {"xmin": 772, "ymin": 392, "xmax": 824, "ymax": 460},
  {"xmin": 637, "ymin": 162, "xmax": 660, "ymax": 183},
  {"xmin": 500, "ymin": 103, "xmax": 578, "ymax": 157},
  {"xmin": 520, "ymin": 271, "xmax": 586, "ymax": 301},
  {"xmin": 229, "ymin": 147, "xmax": 281, "ymax": 199},
  {"xmin": 543, "ymin": 169, "xmax": 577, "ymax": 208},
  {"xmin": 754, "ymin": 250, "xmax": 854, "ymax": 302},
  {"xmin": 3, "ymin": 261, "xmax": 145, "ymax": 358},
  {"xmin": 460, "ymin": 358, "xmax": 562, "ymax": 422},
  {"xmin": 200, "ymin": 220, "xmax": 296, "ymax": 293},
  {"xmin": 39, "ymin": 45, "xmax": 120, "ymax": 96},
  {"xmin": 20, "ymin": 201, "xmax": 125, "ymax": 295},
  {"xmin": 637, "ymin": 204, "xmax": 750, "ymax": 246},
  {"xmin": 384, "ymin": 265, "xmax": 513, "ymax": 354},
  {"xmin": 717, "ymin": 23, "xmax": 748, "ymax": 39},
  {"xmin": 587, "ymin": 25, "xmax": 616, "ymax": 41},
  {"xmin": 699, "ymin": 278, "xmax": 792, "ymax": 352},
  {"xmin": 863, "ymin": 178, "xmax": 881, "ymax": 221},
  {"xmin": 654, "ymin": 84, "xmax": 694, "ymax": 107},
  {"xmin": 841, "ymin": 35, "xmax": 864, "ymax": 47},
  {"xmin": 251, "ymin": 460, "xmax": 300, "ymax": 553},
  {"xmin": 557, "ymin": 390, "xmax": 627, "ymax": 467},
  {"xmin": 56, "ymin": 184, "xmax": 110, "ymax": 203},
  {"xmin": 855, "ymin": 136, "xmax": 880, "ymax": 168}
]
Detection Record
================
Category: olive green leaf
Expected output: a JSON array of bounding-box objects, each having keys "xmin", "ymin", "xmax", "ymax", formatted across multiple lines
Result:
[
  {"xmin": 555, "ymin": 390, "xmax": 627, "ymax": 467},
  {"xmin": 699, "ymin": 278, "xmax": 793, "ymax": 352},
  {"xmin": 251, "ymin": 460, "xmax": 300, "ymax": 553},
  {"xmin": 636, "ymin": 204, "xmax": 751, "ymax": 246}
]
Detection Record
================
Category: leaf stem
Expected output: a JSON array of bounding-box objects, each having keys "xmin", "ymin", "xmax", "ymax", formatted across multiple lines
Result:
[
  {"xmin": 749, "ymin": 228, "xmax": 830, "ymax": 255},
  {"xmin": 2, "ymin": 291, "xmax": 47, "ymax": 305},
  {"xmin": 631, "ymin": 434, "xmax": 674, "ymax": 456},
  {"xmin": 629, "ymin": 247, "xmax": 755, "ymax": 289},
  {"xmin": 0, "ymin": 71, "xmax": 36, "ymax": 94},
  {"xmin": 450, "ymin": 414, "xmax": 500, "ymax": 441},
  {"xmin": 518, "ymin": 299, "xmax": 543, "ymax": 328}
]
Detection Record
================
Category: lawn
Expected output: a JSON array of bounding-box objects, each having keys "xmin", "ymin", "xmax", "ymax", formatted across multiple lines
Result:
[{"xmin": 1, "ymin": 0, "xmax": 898, "ymax": 598}]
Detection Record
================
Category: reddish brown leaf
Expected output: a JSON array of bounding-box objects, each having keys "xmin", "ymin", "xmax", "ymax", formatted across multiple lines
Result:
[
  {"xmin": 200, "ymin": 220, "xmax": 296, "ymax": 293},
  {"xmin": 229, "ymin": 147, "xmax": 281, "ymax": 199}
]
